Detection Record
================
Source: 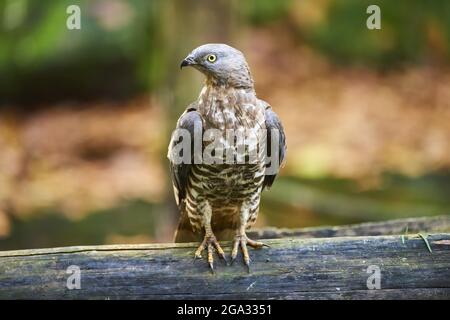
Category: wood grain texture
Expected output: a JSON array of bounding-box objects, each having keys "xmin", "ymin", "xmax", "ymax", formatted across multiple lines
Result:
[{"xmin": 0, "ymin": 217, "xmax": 449, "ymax": 300}]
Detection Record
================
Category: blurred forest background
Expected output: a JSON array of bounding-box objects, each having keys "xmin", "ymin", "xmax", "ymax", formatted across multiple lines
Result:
[{"xmin": 0, "ymin": 0, "xmax": 449, "ymax": 250}]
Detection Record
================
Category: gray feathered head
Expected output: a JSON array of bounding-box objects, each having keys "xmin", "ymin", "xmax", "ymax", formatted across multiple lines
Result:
[{"xmin": 180, "ymin": 43, "xmax": 253, "ymax": 88}]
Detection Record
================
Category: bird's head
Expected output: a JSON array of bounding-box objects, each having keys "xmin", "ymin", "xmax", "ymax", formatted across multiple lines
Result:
[{"xmin": 180, "ymin": 43, "xmax": 254, "ymax": 89}]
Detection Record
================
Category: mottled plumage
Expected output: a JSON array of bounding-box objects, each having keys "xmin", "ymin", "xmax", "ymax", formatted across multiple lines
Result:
[{"xmin": 168, "ymin": 44, "xmax": 286, "ymax": 270}]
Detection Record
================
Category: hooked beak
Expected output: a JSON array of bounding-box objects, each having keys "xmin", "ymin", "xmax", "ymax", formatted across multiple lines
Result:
[{"xmin": 180, "ymin": 55, "xmax": 196, "ymax": 69}]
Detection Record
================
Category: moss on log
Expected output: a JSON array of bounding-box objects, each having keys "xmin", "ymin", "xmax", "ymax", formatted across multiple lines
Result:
[{"xmin": 0, "ymin": 216, "xmax": 449, "ymax": 299}]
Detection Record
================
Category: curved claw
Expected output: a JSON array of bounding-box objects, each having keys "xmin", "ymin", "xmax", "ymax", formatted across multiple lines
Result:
[
  {"xmin": 240, "ymin": 238, "xmax": 250, "ymax": 266},
  {"xmin": 220, "ymin": 255, "xmax": 229, "ymax": 266},
  {"xmin": 231, "ymin": 238, "xmax": 240, "ymax": 264},
  {"xmin": 193, "ymin": 254, "xmax": 202, "ymax": 264},
  {"xmin": 193, "ymin": 234, "xmax": 226, "ymax": 272},
  {"xmin": 207, "ymin": 243, "xmax": 214, "ymax": 270},
  {"xmin": 246, "ymin": 238, "xmax": 269, "ymax": 249},
  {"xmin": 230, "ymin": 235, "xmax": 268, "ymax": 271},
  {"xmin": 213, "ymin": 240, "xmax": 228, "ymax": 264}
]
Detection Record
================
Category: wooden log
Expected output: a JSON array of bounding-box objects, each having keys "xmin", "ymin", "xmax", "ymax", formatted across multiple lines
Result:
[{"xmin": 0, "ymin": 217, "xmax": 449, "ymax": 299}]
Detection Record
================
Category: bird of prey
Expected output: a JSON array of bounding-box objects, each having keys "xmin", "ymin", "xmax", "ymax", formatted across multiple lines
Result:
[{"xmin": 168, "ymin": 43, "xmax": 286, "ymax": 271}]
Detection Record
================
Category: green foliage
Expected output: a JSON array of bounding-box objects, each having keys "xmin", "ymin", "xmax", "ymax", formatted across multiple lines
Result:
[
  {"xmin": 240, "ymin": 0, "xmax": 292, "ymax": 25},
  {"xmin": 297, "ymin": 0, "xmax": 450, "ymax": 67},
  {"xmin": 1, "ymin": 0, "xmax": 449, "ymax": 103},
  {"xmin": 0, "ymin": 0, "xmax": 166, "ymax": 104}
]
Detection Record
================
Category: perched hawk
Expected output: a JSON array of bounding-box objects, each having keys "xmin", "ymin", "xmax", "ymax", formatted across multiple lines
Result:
[{"xmin": 168, "ymin": 44, "xmax": 286, "ymax": 271}]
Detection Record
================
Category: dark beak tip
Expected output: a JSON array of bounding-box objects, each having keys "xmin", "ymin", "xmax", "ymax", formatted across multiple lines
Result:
[
  {"xmin": 180, "ymin": 59, "xmax": 190, "ymax": 69},
  {"xmin": 180, "ymin": 56, "xmax": 196, "ymax": 69}
]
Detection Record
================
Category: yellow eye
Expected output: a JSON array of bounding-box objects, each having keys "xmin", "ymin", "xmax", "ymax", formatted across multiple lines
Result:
[{"xmin": 207, "ymin": 54, "xmax": 217, "ymax": 63}]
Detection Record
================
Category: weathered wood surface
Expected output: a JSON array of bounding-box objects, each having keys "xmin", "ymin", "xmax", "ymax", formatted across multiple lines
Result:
[{"xmin": 0, "ymin": 216, "xmax": 449, "ymax": 299}]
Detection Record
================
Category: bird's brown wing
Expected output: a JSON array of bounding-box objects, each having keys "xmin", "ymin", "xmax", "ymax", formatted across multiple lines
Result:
[
  {"xmin": 168, "ymin": 103, "xmax": 204, "ymax": 242},
  {"xmin": 261, "ymin": 102, "xmax": 287, "ymax": 189}
]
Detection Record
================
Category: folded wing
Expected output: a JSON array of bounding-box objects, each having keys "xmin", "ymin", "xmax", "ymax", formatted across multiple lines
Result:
[
  {"xmin": 262, "ymin": 103, "xmax": 287, "ymax": 189},
  {"xmin": 167, "ymin": 104, "xmax": 203, "ymax": 208}
]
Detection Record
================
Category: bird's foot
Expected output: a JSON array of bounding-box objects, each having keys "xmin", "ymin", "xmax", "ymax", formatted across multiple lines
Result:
[
  {"xmin": 230, "ymin": 234, "xmax": 269, "ymax": 272},
  {"xmin": 194, "ymin": 234, "xmax": 227, "ymax": 272}
]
